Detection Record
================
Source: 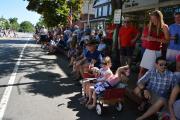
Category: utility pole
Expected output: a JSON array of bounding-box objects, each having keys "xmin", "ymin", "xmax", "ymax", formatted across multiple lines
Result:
[{"xmin": 111, "ymin": 0, "xmax": 125, "ymax": 68}]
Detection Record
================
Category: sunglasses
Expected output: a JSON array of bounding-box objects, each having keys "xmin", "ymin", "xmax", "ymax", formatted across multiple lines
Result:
[{"xmin": 158, "ymin": 63, "xmax": 167, "ymax": 67}]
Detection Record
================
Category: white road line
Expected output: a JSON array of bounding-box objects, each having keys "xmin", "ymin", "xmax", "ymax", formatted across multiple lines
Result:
[{"xmin": 0, "ymin": 39, "xmax": 29, "ymax": 120}]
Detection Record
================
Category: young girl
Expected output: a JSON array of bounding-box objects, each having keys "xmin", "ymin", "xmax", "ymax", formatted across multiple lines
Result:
[
  {"xmin": 81, "ymin": 56, "xmax": 113, "ymax": 105},
  {"xmin": 138, "ymin": 10, "xmax": 170, "ymax": 79},
  {"xmin": 86, "ymin": 65, "xmax": 129, "ymax": 109}
]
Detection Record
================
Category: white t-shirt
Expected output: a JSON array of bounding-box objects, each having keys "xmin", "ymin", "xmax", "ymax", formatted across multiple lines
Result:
[
  {"xmin": 40, "ymin": 28, "xmax": 48, "ymax": 35},
  {"xmin": 97, "ymin": 68, "xmax": 113, "ymax": 82}
]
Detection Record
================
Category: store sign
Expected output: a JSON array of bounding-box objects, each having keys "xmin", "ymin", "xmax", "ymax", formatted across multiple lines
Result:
[
  {"xmin": 123, "ymin": 0, "xmax": 157, "ymax": 9},
  {"xmin": 159, "ymin": 0, "xmax": 171, "ymax": 2},
  {"xmin": 114, "ymin": 9, "xmax": 121, "ymax": 24}
]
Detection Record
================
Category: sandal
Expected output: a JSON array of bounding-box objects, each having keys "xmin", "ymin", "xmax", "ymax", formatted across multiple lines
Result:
[
  {"xmin": 80, "ymin": 99, "xmax": 87, "ymax": 105},
  {"xmin": 87, "ymin": 105, "xmax": 95, "ymax": 110},
  {"xmin": 138, "ymin": 102, "xmax": 146, "ymax": 112},
  {"xmin": 138, "ymin": 102, "xmax": 150, "ymax": 112}
]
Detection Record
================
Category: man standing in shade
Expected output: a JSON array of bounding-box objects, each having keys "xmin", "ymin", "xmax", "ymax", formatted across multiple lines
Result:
[{"xmin": 118, "ymin": 17, "xmax": 139, "ymax": 66}]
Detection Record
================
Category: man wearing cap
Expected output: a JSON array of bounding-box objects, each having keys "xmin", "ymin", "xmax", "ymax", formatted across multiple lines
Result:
[
  {"xmin": 166, "ymin": 12, "xmax": 180, "ymax": 62},
  {"xmin": 82, "ymin": 39, "xmax": 102, "ymax": 68},
  {"xmin": 74, "ymin": 39, "xmax": 102, "ymax": 80}
]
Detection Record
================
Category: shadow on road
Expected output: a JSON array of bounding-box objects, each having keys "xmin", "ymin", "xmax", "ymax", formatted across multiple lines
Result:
[
  {"xmin": 0, "ymin": 39, "xmax": 38, "ymax": 79},
  {"xmin": 24, "ymin": 71, "xmax": 79, "ymax": 98},
  {"xmin": 0, "ymin": 39, "xmax": 34, "ymax": 45}
]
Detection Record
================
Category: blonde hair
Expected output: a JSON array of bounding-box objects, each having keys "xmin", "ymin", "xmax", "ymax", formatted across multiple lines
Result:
[
  {"xmin": 102, "ymin": 56, "xmax": 112, "ymax": 66},
  {"xmin": 148, "ymin": 10, "xmax": 165, "ymax": 36},
  {"xmin": 91, "ymin": 67, "xmax": 100, "ymax": 74}
]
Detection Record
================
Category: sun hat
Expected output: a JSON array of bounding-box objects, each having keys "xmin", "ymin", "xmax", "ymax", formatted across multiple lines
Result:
[{"xmin": 85, "ymin": 39, "xmax": 99, "ymax": 46}]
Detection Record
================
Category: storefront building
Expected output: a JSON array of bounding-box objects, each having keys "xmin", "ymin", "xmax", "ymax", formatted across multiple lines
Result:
[
  {"xmin": 81, "ymin": 0, "xmax": 180, "ymax": 30},
  {"xmin": 90, "ymin": 0, "xmax": 112, "ymax": 29},
  {"xmin": 122, "ymin": 0, "xmax": 180, "ymax": 26}
]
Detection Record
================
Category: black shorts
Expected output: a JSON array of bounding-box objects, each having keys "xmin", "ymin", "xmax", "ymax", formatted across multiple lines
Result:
[
  {"xmin": 104, "ymin": 38, "xmax": 112, "ymax": 46},
  {"xmin": 120, "ymin": 47, "xmax": 134, "ymax": 57},
  {"xmin": 40, "ymin": 35, "xmax": 48, "ymax": 42}
]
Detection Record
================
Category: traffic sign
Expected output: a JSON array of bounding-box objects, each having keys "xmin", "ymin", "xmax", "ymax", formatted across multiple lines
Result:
[{"xmin": 114, "ymin": 9, "xmax": 122, "ymax": 24}]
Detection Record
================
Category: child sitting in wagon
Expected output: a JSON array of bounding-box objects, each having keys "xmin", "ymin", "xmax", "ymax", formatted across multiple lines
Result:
[
  {"xmin": 79, "ymin": 56, "xmax": 113, "ymax": 104},
  {"xmin": 86, "ymin": 65, "xmax": 129, "ymax": 109}
]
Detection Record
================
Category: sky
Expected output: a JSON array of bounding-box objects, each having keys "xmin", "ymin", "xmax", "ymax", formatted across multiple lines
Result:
[{"xmin": 0, "ymin": 0, "xmax": 41, "ymax": 25}]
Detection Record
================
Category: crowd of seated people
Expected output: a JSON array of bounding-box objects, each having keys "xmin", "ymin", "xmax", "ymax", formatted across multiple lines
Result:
[{"xmin": 33, "ymin": 10, "xmax": 180, "ymax": 120}]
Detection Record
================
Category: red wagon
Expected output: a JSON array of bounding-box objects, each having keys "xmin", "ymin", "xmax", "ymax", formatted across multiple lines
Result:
[{"xmin": 96, "ymin": 87, "xmax": 126, "ymax": 115}]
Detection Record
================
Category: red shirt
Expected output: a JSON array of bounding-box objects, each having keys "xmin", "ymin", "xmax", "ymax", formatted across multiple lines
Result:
[
  {"xmin": 119, "ymin": 25, "xmax": 139, "ymax": 47},
  {"xmin": 142, "ymin": 26, "xmax": 165, "ymax": 50},
  {"xmin": 106, "ymin": 24, "xmax": 115, "ymax": 40}
]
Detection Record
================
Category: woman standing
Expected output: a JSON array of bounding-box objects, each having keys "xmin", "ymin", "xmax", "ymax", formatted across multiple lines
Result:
[{"xmin": 138, "ymin": 10, "xmax": 170, "ymax": 79}]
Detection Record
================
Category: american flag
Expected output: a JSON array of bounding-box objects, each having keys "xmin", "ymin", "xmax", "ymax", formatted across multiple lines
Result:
[{"xmin": 67, "ymin": 9, "xmax": 73, "ymax": 25}]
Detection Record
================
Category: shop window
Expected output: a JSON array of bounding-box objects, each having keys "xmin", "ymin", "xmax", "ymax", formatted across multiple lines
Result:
[
  {"xmin": 160, "ymin": 6, "xmax": 180, "ymax": 24},
  {"xmin": 108, "ymin": 4, "xmax": 112, "ymax": 15},
  {"xmin": 95, "ymin": 9, "xmax": 98, "ymax": 18},
  {"xmin": 98, "ymin": 7, "xmax": 102, "ymax": 17},
  {"xmin": 103, "ymin": 5, "xmax": 108, "ymax": 16}
]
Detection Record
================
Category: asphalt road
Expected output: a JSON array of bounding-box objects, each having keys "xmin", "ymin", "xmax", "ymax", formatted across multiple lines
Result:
[{"xmin": 0, "ymin": 36, "xmax": 146, "ymax": 120}]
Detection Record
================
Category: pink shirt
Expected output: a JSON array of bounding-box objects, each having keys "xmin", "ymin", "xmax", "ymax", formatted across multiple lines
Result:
[{"xmin": 107, "ymin": 75, "xmax": 119, "ymax": 87}]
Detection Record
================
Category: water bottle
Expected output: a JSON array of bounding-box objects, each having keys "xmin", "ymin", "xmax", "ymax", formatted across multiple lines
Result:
[{"xmin": 174, "ymin": 33, "xmax": 179, "ymax": 44}]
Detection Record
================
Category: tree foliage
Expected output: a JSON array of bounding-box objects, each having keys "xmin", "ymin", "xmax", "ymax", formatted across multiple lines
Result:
[
  {"xmin": 0, "ymin": 17, "xmax": 10, "ymax": 29},
  {"xmin": 25, "ymin": 0, "xmax": 83, "ymax": 27},
  {"xmin": 36, "ymin": 17, "xmax": 46, "ymax": 28},
  {"xmin": 9, "ymin": 18, "xmax": 20, "ymax": 31},
  {"xmin": 0, "ymin": 17, "xmax": 34, "ymax": 32},
  {"xmin": 20, "ymin": 21, "xmax": 34, "ymax": 32}
]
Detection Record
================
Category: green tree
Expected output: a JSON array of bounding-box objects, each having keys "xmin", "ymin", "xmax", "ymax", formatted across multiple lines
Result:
[
  {"xmin": 25, "ymin": 0, "xmax": 83, "ymax": 27},
  {"xmin": 9, "ymin": 17, "xmax": 20, "ymax": 31},
  {"xmin": 19, "ymin": 21, "xmax": 34, "ymax": 32},
  {"xmin": 0, "ymin": 17, "xmax": 10, "ymax": 29},
  {"xmin": 36, "ymin": 17, "xmax": 46, "ymax": 28}
]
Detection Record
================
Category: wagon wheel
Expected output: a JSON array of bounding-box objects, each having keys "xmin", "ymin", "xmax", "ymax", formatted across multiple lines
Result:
[
  {"xmin": 96, "ymin": 103, "xmax": 103, "ymax": 115},
  {"xmin": 116, "ymin": 102, "xmax": 123, "ymax": 111}
]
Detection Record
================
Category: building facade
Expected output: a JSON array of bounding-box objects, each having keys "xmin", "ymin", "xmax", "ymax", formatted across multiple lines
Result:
[
  {"xmin": 89, "ymin": 0, "xmax": 180, "ymax": 30},
  {"xmin": 89, "ymin": 0, "xmax": 112, "ymax": 29},
  {"xmin": 78, "ymin": 0, "xmax": 95, "ymax": 29}
]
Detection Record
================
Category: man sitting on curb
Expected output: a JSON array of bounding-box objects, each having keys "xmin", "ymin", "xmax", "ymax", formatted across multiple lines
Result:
[{"xmin": 134, "ymin": 56, "xmax": 178, "ymax": 120}]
